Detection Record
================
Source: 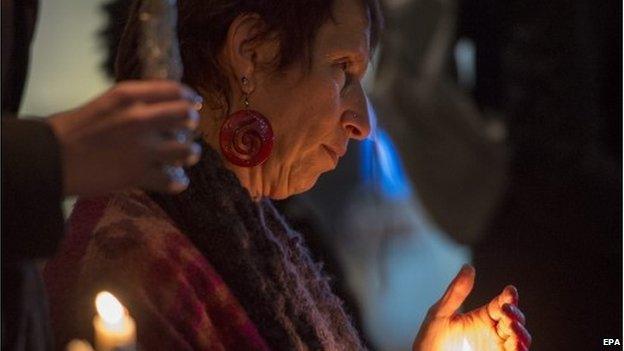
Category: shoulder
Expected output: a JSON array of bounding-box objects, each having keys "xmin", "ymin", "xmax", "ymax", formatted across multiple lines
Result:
[
  {"xmin": 76, "ymin": 191, "xmax": 266, "ymax": 350},
  {"xmin": 81, "ymin": 190, "xmax": 232, "ymax": 291},
  {"xmin": 82, "ymin": 190, "xmax": 200, "ymax": 272}
]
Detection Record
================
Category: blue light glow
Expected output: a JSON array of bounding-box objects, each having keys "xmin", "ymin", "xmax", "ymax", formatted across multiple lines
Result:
[{"xmin": 360, "ymin": 123, "xmax": 412, "ymax": 200}]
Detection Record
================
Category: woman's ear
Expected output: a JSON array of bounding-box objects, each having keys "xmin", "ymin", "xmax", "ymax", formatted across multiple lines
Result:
[{"xmin": 222, "ymin": 13, "xmax": 280, "ymax": 93}]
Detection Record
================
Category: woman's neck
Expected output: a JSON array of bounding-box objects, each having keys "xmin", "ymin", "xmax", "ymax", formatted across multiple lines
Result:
[{"xmin": 199, "ymin": 110, "xmax": 265, "ymax": 201}]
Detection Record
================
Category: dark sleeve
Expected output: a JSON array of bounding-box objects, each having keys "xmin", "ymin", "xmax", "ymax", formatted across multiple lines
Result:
[
  {"xmin": 1, "ymin": 117, "xmax": 65, "ymax": 260},
  {"xmin": 2, "ymin": 0, "xmax": 39, "ymax": 114}
]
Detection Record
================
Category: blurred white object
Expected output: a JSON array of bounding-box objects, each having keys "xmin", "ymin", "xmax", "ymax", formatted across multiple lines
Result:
[{"xmin": 454, "ymin": 37, "xmax": 477, "ymax": 90}]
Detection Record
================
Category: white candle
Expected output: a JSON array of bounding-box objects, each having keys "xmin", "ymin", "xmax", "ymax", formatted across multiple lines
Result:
[
  {"xmin": 461, "ymin": 337, "xmax": 473, "ymax": 351},
  {"xmin": 93, "ymin": 291, "xmax": 136, "ymax": 351},
  {"xmin": 66, "ymin": 339, "xmax": 94, "ymax": 351}
]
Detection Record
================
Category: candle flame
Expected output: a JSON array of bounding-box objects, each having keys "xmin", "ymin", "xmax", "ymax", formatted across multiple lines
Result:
[
  {"xmin": 461, "ymin": 338, "xmax": 472, "ymax": 351},
  {"xmin": 95, "ymin": 291, "xmax": 125, "ymax": 325}
]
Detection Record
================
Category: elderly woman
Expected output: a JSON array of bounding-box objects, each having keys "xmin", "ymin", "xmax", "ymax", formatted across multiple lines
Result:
[{"xmin": 44, "ymin": 0, "xmax": 531, "ymax": 350}]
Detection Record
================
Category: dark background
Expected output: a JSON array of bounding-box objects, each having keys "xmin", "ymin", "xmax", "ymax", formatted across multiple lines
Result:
[{"xmin": 459, "ymin": 0, "xmax": 622, "ymax": 349}]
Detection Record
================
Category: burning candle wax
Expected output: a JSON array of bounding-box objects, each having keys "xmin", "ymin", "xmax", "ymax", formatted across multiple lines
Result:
[{"xmin": 93, "ymin": 291, "xmax": 136, "ymax": 351}]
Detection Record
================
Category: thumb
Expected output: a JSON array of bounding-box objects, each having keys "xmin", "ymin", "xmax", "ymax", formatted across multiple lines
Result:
[{"xmin": 432, "ymin": 264, "xmax": 476, "ymax": 318}]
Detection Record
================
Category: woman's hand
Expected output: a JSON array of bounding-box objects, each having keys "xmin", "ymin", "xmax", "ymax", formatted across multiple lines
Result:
[{"xmin": 413, "ymin": 265, "xmax": 531, "ymax": 351}]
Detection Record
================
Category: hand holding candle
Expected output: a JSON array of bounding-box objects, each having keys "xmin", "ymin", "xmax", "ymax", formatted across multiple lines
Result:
[{"xmin": 412, "ymin": 265, "xmax": 531, "ymax": 351}]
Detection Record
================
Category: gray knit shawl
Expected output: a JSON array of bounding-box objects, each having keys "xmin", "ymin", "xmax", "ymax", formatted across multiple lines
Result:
[{"xmin": 149, "ymin": 143, "xmax": 366, "ymax": 351}]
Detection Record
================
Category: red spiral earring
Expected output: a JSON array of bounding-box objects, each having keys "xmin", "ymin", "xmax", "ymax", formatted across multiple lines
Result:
[{"xmin": 219, "ymin": 77, "xmax": 274, "ymax": 167}]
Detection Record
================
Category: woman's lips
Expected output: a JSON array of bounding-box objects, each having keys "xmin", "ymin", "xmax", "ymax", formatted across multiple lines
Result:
[{"xmin": 322, "ymin": 144, "xmax": 345, "ymax": 166}]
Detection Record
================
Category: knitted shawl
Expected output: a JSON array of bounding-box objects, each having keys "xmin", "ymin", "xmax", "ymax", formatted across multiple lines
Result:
[{"xmin": 44, "ymin": 145, "xmax": 363, "ymax": 351}]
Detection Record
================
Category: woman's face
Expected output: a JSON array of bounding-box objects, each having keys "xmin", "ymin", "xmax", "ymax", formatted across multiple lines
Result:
[{"xmin": 232, "ymin": 0, "xmax": 373, "ymax": 199}]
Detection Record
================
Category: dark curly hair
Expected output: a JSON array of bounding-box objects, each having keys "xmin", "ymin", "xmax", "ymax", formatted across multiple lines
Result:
[{"xmin": 115, "ymin": 0, "xmax": 382, "ymax": 109}]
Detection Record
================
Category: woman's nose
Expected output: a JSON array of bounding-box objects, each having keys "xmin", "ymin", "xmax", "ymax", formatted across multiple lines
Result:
[
  {"xmin": 341, "ymin": 87, "xmax": 371, "ymax": 140},
  {"xmin": 341, "ymin": 110, "xmax": 371, "ymax": 140}
]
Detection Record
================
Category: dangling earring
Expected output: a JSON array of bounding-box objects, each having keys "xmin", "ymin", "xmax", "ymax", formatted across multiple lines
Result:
[{"xmin": 219, "ymin": 76, "xmax": 274, "ymax": 167}]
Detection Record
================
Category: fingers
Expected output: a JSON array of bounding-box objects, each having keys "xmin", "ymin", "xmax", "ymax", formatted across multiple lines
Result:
[
  {"xmin": 131, "ymin": 100, "xmax": 200, "ymax": 132},
  {"xmin": 109, "ymin": 80, "xmax": 202, "ymax": 105},
  {"xmin": 142, "ymin": 129, "xmax": 202, "ymax": 193},
  {"xmin": 503, "ymin": 336, "xmax": 528, "ymax": 351},
  {"xmin": 503, "ymin": 303, "xmax": 526, "ymax": 325},
  {"xmin": 154, "ymin": 140, "xmax": 201, "ymax": 167},
  {"xmin": 140, "ymin": 165, "xmax": 190, "ymax": 194},
  {"xmin": 496, "ymin": 314, "xmax": 513, "ymax": 338},
  {"xmin": 511, "ymin": 321, "xmax": 532, "ymax": 347},
  {"xmin": 499, "ymin": 300, "xmax": 531, "ymax": 351},
  {"xmin": 92, "ymin": 81, "xmax": 203, "ymax": 126},
  {"xmin": 487, "ymin": 285, "xmax": 518, "ymax": 321},
  {"xmin": 431, "ymin": 264, "xmax": 475, "ymax": 318},
  {"xmin": 502, "ymin": 322, "xmax": 531, "ymax": 351}
]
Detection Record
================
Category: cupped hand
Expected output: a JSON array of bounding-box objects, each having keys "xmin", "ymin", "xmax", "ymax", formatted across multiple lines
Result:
[
  {"xmin": 48, "ymin": 80, "xmax": 203, "ymax": 196},
  {"xmin": 413, "ymin": 265, "xmax": 531, "ymax": 351}
]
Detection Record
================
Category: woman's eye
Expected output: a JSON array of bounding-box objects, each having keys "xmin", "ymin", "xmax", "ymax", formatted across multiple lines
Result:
[{"xmin": 338, "ymin": 62, "xmax": 352, "ymax": 90}]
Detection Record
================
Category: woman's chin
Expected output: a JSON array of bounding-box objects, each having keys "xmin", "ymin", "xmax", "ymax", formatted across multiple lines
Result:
[{"xmin": 269, "ymin": 173, "xmax": 322, "ymax": 200}]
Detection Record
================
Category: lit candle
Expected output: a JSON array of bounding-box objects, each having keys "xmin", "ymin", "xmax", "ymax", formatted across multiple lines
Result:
[
  {"xmin": 461, "ymin": 337, "xmax": 473, "ymax": 351},
  {"xmin": 93, "ymin": 291, "xmax": 136, "ymax": 351},
  {"xmin": 66, "ymin": 339, "xmax": 94, "ymax": 351}
]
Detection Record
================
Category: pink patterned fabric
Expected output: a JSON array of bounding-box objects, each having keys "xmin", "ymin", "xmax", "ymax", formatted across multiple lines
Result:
[{"xmin": 44, "ymin": 190, "xmax": 271, "ymax": 351}]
